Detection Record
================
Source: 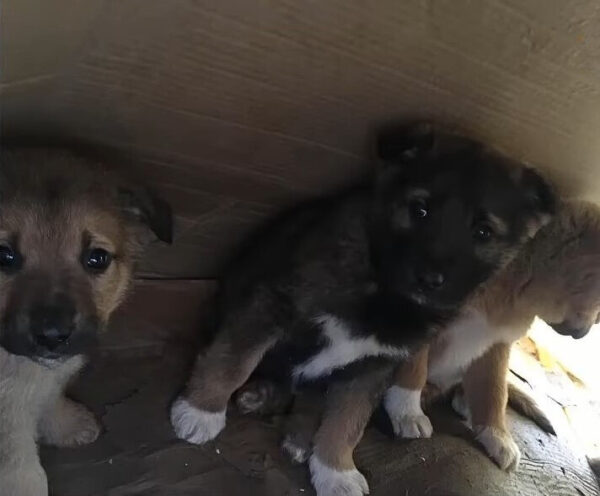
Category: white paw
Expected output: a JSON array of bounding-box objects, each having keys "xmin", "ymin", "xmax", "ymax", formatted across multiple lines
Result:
[
  {"xmin": 66, "ymin": 407, "xmax": 101, "ymax": 446},
  {"xmin": 384, "ymin": 386, "xmax": 433, "ymax": 438},
  {"xmin": 391, "ymin": 413, "xmax": 433, "ymax": 439},
  {"xmin": 475, "ymin": 425, "xmax": 521, "ymax": 471},
  {"xmin": 281, "ymin": 434, "xmax": 310, "ymax": 464},
  {"xmin": 40, "ymin": 401, "xmax": 101, "ymax": 447},
  {"xmin": 309, "ymin": 454, "xmax": 369, "ymax": 496},
  {"xmin": 170, "ymin": 397, "xmax": 225, "ymax": 444}
]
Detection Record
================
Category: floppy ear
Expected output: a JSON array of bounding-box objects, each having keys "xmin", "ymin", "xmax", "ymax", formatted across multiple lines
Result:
[
  {"xmin": 521, "ymin": 167, "xmax": 557, "ymax": 219},
  {"xmin": 518, "ymin": 168, "xmax": 557, "ymax": 236},
  {"xmin": 118, "ymin": 187, "xmax": 173, "ymax": 244},
  {"xmin": 375, "ymin": 121, "xmax": 435, "ymax": 163}
]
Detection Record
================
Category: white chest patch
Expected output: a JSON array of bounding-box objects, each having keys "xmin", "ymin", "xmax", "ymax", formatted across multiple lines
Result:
[
  {"xmin": 292, "ymin": 314, "xmax": 408, "ymax": 382},
  {"xmin": 428, "ymin": 309, "xmax": 515, "ymax": 390}
]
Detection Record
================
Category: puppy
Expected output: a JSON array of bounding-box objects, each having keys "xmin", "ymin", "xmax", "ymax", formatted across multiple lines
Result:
[
  {"xmin": 170, "ymin": 123, "xmax": 555, "ymax": 496},
  {"xmin": 0, "ymin": 148, "xmax": 172, "ymax": 496},
  {"xmin": 385, "ymin": 200, "xmax": 600, "ymax": 472}
]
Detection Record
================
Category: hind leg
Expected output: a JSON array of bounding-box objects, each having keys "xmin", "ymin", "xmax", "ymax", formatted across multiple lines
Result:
[
  {"xmin": 235, "ymin": 378, "xmax": 293, "ymax": 415},
  {"xmin": 171, "ymin": 310, "xmax": 279, "ymax": 444},
  {"xmin": 280, "ymin": 389, "xmax": 324, "ymax": 464},
  {"xmin": 384, "ymin": 345, "xmax": 432, "ymax": 439},
  {"xmin": 309, "ymin": 364, "xmax": 392, "ymax": 496}
]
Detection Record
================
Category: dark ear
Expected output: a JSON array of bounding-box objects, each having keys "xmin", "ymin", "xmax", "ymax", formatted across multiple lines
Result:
[
  {"xmin": 521, "ymin": 167, "xmax": 557, "ymax": 219},
  {"xmin": 375, "ymin": 121, "xmax": 435, "ymax": 163},
  {"xmin": 118, "ymin": 187, "xmax": 173, "ymax": 244}
]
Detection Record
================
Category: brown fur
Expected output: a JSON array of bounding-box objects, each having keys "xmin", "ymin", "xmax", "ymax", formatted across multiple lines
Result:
[
  {"xmin": 462, "ymin": 343, "xmax": 510, "ymax": 430},
  {"xmin": 0, "ymin": 148, "xmax": 172, "ymax": 496},
  {"xmin": 185, "ymin": 336, "xmax": 278, "ymax": 412},
  {"xmin": 506, "ymin": 379, "xmax": 555, "ymax": 434},
  {"xmin": 314, "ymin": 394, "xmax": 371, "ymax": 471},
  {"xmin": 477, "ymin": 200, "xmax": 600, "ymax": 333},
  {"xmin": 313, "ymin": 365, "xmax": 393, "ymax": 471},
  {"xmin": 0, "ymin": 152, "xmax": 157, "ymax": 329},
  {"xmin": 391, "ymin": 345, "xmax": 428, "ymax": 390},
  {"xmin": 390, "ymin": 200, "xmax": 600, "ymax": 470}
]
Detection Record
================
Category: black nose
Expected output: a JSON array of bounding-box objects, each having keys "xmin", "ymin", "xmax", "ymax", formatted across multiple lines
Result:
[
  {"xmin": 548, "ymin": 321, "xmax": 590, "ymax": 340},
  {"xmin": 418, "ymin": 270, "xmax": 445, "ymax": 290},
  {"xmin": 31, "ymin": 305, "xmax": 75, "ymax": 350}
]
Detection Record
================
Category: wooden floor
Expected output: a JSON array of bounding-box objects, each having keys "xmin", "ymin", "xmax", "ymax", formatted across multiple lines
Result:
[{"xmin": 42, "ymin": 281, "xmax": 600, "ymax": 496}]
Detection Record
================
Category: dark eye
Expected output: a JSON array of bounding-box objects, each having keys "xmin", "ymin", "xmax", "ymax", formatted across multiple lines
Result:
[
  {"xmin": 83, "ymin": 248, "xmax": 113, "ymax": 273},
  {"xmin": 0, "ymin": 246, "xmax": 17, "ymax": 271},
  {"xmin": 473, "ymin": 222, "xmax": 494, "ymax": 242},
  {"xmin": 408, "ymin": 198, "xmax": 429, "ymax": 220}
]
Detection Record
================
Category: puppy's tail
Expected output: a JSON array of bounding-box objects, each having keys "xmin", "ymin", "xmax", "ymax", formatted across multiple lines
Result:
[{"xmin": 507, "ymin": 379, "xmax": 556, "ymax": 435}]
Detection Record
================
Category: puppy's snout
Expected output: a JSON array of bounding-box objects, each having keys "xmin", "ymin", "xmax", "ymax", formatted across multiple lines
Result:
[
  {"xmin": 548, "ymin": 320, "xmax": 591, "ymax": 340},
  {"xmin": 417, "ymin": 269, "xmax": 445, "ymax": 291},
  {"xmin": 30, "ymin": 303, "xmax": 75, "ymax": 351}
]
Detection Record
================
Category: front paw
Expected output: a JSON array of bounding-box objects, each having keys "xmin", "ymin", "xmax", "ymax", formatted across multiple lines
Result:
[
  {"xmin": 309, "ymin": 455, "xmax": 369, "ymax": 496},
  {"xmin": 390, "ymin": 412, "xmax": 433, "ymax": 439},
  {"xmin": 0, "ymin": 465, "xmax": 48, "ymax": 496},
  {"xmin": 384, "ymin": 386, "xmax": 433, "ymax": 439},
  {"xmin": 170, "ymin": 397, "xmax": 226, "ymax": 444},
  {"xmin": 41, "ymin": 400, "xmax": 101, "ymax": 447},
  {"xmin": 62, "ymin": 404, "xmax": 101, "ymax": 446},
  {"xmin": 474, "ymin": 425, "xmax": 521, "ymax": 471}
]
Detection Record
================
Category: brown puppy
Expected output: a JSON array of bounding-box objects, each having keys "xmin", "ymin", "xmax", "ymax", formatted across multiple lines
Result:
[
  {"xmin": 385, "ymin": 200, "xmax": 600, "ymax": 471},
  {"xmin": 0, "ymin": 148, "xmax": 172, "ymax": 496}
]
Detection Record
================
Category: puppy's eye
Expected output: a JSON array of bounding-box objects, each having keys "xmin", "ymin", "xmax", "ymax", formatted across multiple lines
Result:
[
  {"xmin": 473, "ymin": 222, "xmax": 494, "ymax": 242},
  {"xmin": 0, "ymin": 246, "xmax": 17, "ymax": 271},
  {"xmin": 83, "ymin": 248, "xmax": 113, "ymax": 273},
  {"xmin": 408, "ymin": 198, "xmax": 428, "ymax": 220}
]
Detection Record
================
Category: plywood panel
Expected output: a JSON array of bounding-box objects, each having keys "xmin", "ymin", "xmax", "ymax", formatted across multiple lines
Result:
[{"xmin": 3, "ymin": 0, "xmax": 600, "ymax": 277}]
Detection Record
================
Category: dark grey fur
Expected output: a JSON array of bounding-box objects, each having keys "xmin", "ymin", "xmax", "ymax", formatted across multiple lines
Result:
[
  {"xmin": 173, "ymin": 121, "xmax": 556, "ymax": 418},
  {"xmin": 171, "ymin": 123, "xmax": 557, "ymax": 495},
  {"xmin": 219, "ymin": 124, "xmax": 555, "ymax": 377}
]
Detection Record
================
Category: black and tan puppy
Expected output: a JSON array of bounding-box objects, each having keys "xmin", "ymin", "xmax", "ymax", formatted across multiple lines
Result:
[
  {"xmin": 0, "ymin": 149, "xmax": 172, "ymax": 496},
  {"xmin": 386, "ymin": 199, "xmax": 600, "ymax": 471},
  {"xmin": 170, "ymin": 124, "xmax": 555, "ymax": 496}
]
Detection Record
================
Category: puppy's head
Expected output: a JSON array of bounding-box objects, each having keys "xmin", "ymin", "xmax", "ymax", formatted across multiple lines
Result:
[
  {"xmin": 532, "ymin": 201, "xmax": 600, "ymax": 340},
  {"xmin": 0, "ymin": 149, "xmax": 172, "ymax": 362},
  {"xmin": 370, "ymin": 122, "xmax": 555, "ymax": 310}
]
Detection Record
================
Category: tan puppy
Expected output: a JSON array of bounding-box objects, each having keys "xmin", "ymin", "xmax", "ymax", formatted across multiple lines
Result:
[
  {"xmin": 0, "ymin": 148, "xmax": 172, "ymax": 496},
  {"xmin": 384, "ymin": 200, "xmax": 600, "ymax": 471}
]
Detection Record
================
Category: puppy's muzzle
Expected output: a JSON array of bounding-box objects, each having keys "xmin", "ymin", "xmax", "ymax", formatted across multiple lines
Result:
[
  {"xmin": 1, "ymin": 297, "xmax": 99, "ymax": 360},
  {"xmin": 30, "ymin": 303, "xmax": 76, "ymax": 351},
  {"xmin": 548, "ymin": 320, "xmax": 591, "ymax": 340}
]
